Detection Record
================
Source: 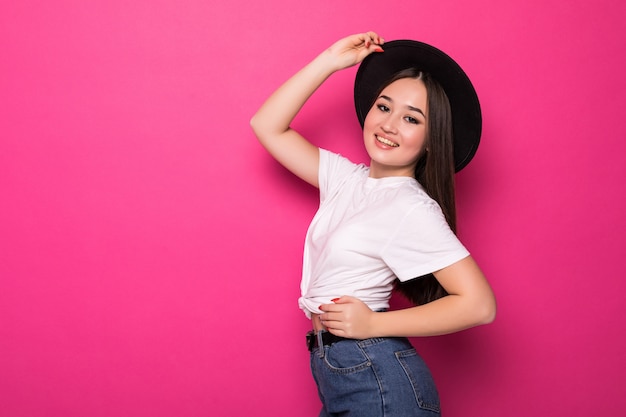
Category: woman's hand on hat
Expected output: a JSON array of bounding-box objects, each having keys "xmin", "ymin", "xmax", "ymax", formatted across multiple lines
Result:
[
  {"xmin": 324, "ymin": 32, "xmax": 384, "ymax": 71},
  {"xmin": 319, "ymin": 295, "xmax": 378, "ymax": 339}
]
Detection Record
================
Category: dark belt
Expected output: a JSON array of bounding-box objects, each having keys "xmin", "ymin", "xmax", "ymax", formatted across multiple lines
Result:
[{"xmin": 306, "ymin": 331, "xmax": 351, "ymax": 352}]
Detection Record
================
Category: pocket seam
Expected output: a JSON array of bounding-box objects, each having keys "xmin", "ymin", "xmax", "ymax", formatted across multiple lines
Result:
[
  {"xmin": 395, "ymin": 348, "xmax": 441, "ymax": 413},
  {"xmin": 323, "ymin": 343, "xmax": 373, "ymax": 375}
]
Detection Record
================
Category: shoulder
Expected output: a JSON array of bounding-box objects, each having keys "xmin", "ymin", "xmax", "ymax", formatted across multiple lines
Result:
[
  {"xmin": 320, "ymin": 148, "xmax": 365, "ymax": 170},
  {"xmin": 319, "ymin": 148, "xmax": 369, "ymax": 184},
  {"xmin": 393, "ymin": 179, "xmax": 441, "ymax": 212}
]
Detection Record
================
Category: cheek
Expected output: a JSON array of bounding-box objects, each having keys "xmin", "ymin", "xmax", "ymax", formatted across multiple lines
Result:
[
  {"xmin": 362, "ymin": 112, "xmax": 376, "ymax": 131},
  {"xmin": 405, "ymin": 128, "xmax": 427, "ymax": 149},
  {"xmin": 362, "ymin": 120, "xmax": 377, "ymax": 142}
]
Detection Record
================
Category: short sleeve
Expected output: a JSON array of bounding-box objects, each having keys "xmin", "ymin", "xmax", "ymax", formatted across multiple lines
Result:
[
  {"xmin": 318, "ymin": 148, "xmax": 367, "ymax": 203},
  {"xmin": 381, "ymin": 202, "xmax": 470, "ymax": 281}
]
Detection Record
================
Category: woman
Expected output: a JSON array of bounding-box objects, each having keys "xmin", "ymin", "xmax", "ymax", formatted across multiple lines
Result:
[{"xmin": 251, "ymin": 32, "xmax": 496, "ymax": 416}]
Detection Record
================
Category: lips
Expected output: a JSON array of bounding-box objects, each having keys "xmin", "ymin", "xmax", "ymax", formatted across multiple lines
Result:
[{"xmin": 375, "ymin": 135, "xmax": 399, "ymax": 147}]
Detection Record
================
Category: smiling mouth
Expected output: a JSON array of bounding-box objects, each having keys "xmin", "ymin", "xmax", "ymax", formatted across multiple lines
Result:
[{"xmin": 376, "ymin": 135, "xmax": 399, "ymax": 147}]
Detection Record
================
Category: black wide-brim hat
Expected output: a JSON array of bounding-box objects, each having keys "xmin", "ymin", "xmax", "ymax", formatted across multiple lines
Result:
[{"xmin": 354, "ymin": 40, "xmax": 482, "ymax": 172}]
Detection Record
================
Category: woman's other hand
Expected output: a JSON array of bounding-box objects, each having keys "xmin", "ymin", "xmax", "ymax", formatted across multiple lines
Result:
[{"xmin": 319, "ymin": 296, "xmax": 377, "ymax": 339}]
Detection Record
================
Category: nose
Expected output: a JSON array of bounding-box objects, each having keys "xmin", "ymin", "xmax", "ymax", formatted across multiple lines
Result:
[{"xmin": 381, "ymin": 115, "xmax": 398, "ymax": 134}]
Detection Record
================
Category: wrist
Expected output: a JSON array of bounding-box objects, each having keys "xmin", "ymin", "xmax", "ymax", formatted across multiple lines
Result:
[
  {"xmin": 369, "ymin": 311, "xmax": 387, "ymax": 338},
  {"xmin": 313, "ymin": 49, "xmax": 344, "ymax": 74}
]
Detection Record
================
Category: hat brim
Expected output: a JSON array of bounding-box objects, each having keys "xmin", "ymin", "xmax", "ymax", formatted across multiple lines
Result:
[{"xmin": 354, "ymin": 40, "xmax": 482, "ymax": 172}]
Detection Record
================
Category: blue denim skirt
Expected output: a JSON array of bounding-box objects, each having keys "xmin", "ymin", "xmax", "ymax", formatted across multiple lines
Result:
[{"xmin": 309, "ymin": 333, "xmax": 440, "ymax": 417}]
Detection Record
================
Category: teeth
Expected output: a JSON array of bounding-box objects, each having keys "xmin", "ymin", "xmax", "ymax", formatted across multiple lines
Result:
[{"xmin": 376, "ymin": 135, "xmax": 399, "ymax": 147}]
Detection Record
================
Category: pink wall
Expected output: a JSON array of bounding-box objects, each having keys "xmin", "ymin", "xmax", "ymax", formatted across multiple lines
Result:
[{"xmin": 1, "ymin": 1, "xmax": 625, "ymax": 416}]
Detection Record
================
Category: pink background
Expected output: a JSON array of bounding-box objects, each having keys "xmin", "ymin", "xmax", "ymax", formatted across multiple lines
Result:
[{"xmin": 1, "ymin": 1, "xmax": 625, "ymax": 416}]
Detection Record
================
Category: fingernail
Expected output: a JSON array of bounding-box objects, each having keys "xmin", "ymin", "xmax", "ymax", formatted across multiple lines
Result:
[
  {"xmin": 374, "ymin": 47, "xmax": 384, "ymax": 53},
  {"xmin": 319, "ymin": 305, "xmax": 324, "ymax": 310},
  {"xmin": 365, "ymin": 41, "xmax": 370, "ymax": 48},
  {"xmin": 331, "ymin": 298, "xmax": 340, "ymax": 302}
]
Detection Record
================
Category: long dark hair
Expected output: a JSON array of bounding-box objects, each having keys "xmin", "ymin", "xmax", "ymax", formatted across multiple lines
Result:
[{"xmin": 373, "ymin": 68, "xmax": 457, "ymax": 305}]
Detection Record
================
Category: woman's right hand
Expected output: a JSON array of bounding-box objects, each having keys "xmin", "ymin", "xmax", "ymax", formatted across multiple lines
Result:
[{"xmin": 324, "ymin": 31, "xmax": 385, "ymax": 71}]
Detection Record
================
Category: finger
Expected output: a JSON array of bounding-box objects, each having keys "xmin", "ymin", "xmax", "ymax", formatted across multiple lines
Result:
[
  {"xmin": 321, "ymin": 311, "xmax": 344, "ymax": 326},
  {"xmin": 351, "ymin": 32, "xmax": 367, "ymax": 44},
  {"xmin": 331, "ymin": 295, "xmax": 354, "ymax": 304},
  {"xmin": 326, "ymin": 324, "xmax": 347, "ymax": 337},
  {"xmin": 321, "ymin": 316, "xmax": 343, "ymax": 332},
  {"xmin": 365, "ymin": 31, "xmax": 384, "ymax": 46},
  {"xmin": 320, "ymin": 305, "xmax": 341, "ymax": 317},
  {"xmin": 358, "ymin": 33, "xmax": 368, "ymax": 49},
  {"xmin": 362, "ymin": 37, "xmax": 383, "ymax": 54},
  {"xmin": 319, "ymin": 298, "xmax": 341, "ymax": 311}
]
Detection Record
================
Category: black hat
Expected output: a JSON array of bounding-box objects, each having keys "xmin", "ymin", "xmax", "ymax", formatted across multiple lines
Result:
[{"xmin": 354, "ymin": 40, "xmax": 482, "ymax": 172}]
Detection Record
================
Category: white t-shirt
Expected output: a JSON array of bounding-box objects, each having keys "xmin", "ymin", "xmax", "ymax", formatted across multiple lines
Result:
[{"xmin": 298, "ymin": 149, "xmax": 470, "ymax": 318}]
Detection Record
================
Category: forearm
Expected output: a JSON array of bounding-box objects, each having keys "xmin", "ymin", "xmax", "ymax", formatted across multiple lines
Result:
[
  {"xmin": 371, "ymin": 293, "xmax": 496, "ymax": 338},
  {"xmin": 250, "ymin": 51, "xmax": 337, "ymax": 142},
  {"xmin": 249, "ymin": 51, "xmax": 339, "ymax": 186}
]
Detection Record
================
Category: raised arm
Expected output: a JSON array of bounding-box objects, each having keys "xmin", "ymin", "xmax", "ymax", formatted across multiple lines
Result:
[{"xmin": 250, "ymin": 32, "xmax": 384, "ymax": 187}]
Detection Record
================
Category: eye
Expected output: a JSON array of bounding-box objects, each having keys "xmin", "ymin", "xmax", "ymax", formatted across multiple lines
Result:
[
  {"xmin": 404, "ymin": 116, "xmax": 419, "ymax": 124},
  {"xmin": 376, "ymin": 104, "xmax": 390, "ymax": 113}
]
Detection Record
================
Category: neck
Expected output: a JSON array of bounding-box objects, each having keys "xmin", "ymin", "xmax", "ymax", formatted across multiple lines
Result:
[{"xmin": 368, "ymin": 161, "xmax": 416, "ymax": 179}]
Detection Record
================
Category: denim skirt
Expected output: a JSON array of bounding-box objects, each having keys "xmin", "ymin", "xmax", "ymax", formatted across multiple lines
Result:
[{"xmin": 309, "ymin": 334, "xmax": 440, "ymax": 417}]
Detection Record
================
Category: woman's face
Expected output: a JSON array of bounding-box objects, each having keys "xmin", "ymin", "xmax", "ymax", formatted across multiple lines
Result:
[{"xmin": 363, "ymin": 77, "xmax": 428, "ymax": 178}]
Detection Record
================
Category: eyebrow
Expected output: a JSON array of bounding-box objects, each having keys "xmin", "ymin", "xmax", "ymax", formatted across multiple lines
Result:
[{"xmin": 379, "ymin": 95, "xmax": 426, "ymax": 118}]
